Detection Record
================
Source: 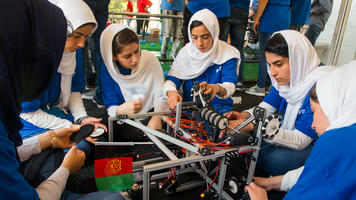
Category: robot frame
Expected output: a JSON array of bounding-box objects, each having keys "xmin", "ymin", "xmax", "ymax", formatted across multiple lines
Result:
[{"xmin": 105, "ymin": 82, "xmax": 267, "ymax": 200}]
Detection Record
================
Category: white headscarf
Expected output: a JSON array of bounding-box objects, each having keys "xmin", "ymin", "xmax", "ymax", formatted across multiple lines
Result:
[
  {"xmin": 51, "ymin": 0, "xmax": 97, "ymax": 108},
  {"xmin": 316, "ymin": 60, "xmax": 356, "ymax": 131},
  {"xmin": 100, "ymin": 24, "xmax": 164, "ymax": 114},
  {"xmin": 267, "ymin": 30, "xmax": 333, "ymax": 130},
  {"xmin": 168, "ymin": 9, "xmax": 240, "ymax": 80}
]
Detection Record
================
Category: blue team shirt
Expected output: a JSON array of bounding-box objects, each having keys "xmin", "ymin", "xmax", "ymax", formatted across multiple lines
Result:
[
  {"xmin": 291, "ymin": 0, "xmax": 311, "ymax": 25},
  {"xmin": 285, "ymin": 124, "xmax": 356, "ymax": 200},
  {"xmin": 161, "ymin": 0, "xmax": 185, "ymax": 11},
  {"xmin": 263, "ymin": 86, "xmax": 317, "ymax": 140},
  {"xmin": 229, "ymin": 0, "xmax": 251, "ymax": 12},
  {"xmin": 186, "ymin": 0, "xmax": 230, "ymax": 18},
  {"xmin": 100, "ymin": 62, "xmax": 130, "ymax": 108},
  {"xmin": 259, "ymin": 0, "xmax": 290, "ymax": 33},
  {"xmin": 20, "ymin": 49, "xmax": 85, "ymax": 137},
  {"xmin": 166, "ymin": 58, "xmax": 238, "ymax": 114},
  {"xmin": 0, "ymin": 120, "xmax": 40, "ymax": 199}
]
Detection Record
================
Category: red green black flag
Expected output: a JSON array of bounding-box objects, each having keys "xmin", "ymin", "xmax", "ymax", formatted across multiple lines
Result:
[{"xmin": 94, "ymin": 144, "xmax": 135, "ymax": 191}]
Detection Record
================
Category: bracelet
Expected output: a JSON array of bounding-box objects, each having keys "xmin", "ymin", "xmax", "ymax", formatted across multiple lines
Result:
[{"xmin": 48, "ymin": 130, "xmax": 57, "ymax": 148}]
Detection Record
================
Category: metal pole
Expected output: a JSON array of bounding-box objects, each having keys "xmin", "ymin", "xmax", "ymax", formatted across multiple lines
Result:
[
  {"xmin": 143, "ymin": 147, "xmax": 250, "ymax": 172},
  {"xmin": 217, "ymin": 157, "xmax": 227, "ymax": 200},
  {"xmin": 108, "ymin": 116, "xmax": 114, "ymax": 142},
  {"xmin": 327, "ymin": 0, "xmax": 353, "ymax": 65},
  {"xmin": 198, "ymin": 92, "xmax": 207, "ymax": 107},
  {"xmin": 142, "ymin": 18, "xmax": 146, "ymax": 40},
  {"xmin": 143, "ymin": 171, "xmax": 150, "ymax": 200},
  {"xmin": 161, "ymin": 116, "xmax": 201, "ymax": 148},
  {"xmin": 111, "ymin": 16, "xmax": 162, "ymax": 21},
  {"xmin": 175, "ymin": 102, "xmax": 182, "ymax": 133},
  {"xmin": 113, "ymin": 11, "xmax": 183, "ymax": 19},
  {"xmin": 135, "ymin": 120, "xmax": 178, "ymax": 160},
  {"xmin": 233, "ymin": 115, "xmax": 255, "ymax": 133},
  {"xmin": 108, "ymin": 110, "xmax": 172, "ymax": 141},
  {"xmin": 122, "ymin": 119, "xmax": 201, "ymax": 154},
  {"xmin": 125, "ymin": 110, "xmax": 173, "ymax": 119}
]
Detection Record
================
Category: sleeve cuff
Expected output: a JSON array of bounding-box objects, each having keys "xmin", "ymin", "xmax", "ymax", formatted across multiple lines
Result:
[
  {"xmin": 281, "ymin": 166, "xmax": 304, "ymax": 191},
  {"xmin": 163, "ymin": 80, "xmax": 178, "ymax": 98},
  {"xmin": 216, "ymin": 83, "xmax": 235, "ymax": 99},
  {"xmin": 108, "ymin": 106, "xmax": 119, "ymax": 117},
  {"xmin": 17, "ymin": 136, "xmax": 42, "ymax": 162}
]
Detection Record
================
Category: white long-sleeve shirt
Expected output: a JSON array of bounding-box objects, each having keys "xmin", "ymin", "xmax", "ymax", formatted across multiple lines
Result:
[{"xmin": 20, "ymin": 92, "xmax": 87, "ymax": 130}]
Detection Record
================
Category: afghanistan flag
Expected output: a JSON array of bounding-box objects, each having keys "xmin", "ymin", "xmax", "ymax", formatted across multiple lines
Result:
[{"xmin": 94, "ymin": 143, "xmax": 135, "ymax": 191}]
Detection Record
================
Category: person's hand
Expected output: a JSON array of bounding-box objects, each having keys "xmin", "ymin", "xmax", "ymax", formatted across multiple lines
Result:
[
  {"xmin": 220, "ymin": 119, "xmax": 242, "ymax": 138},
  {"xmin": 166, "ymin": 90, "xmax": 182, "ymax": 110},
  {"xmin": 116, "ymin": 99, "xmax": 143, "ymax": 115},
  {"xmin": 219, "ymin": 118, "xmax": 253, "ymax": 138},
  {"xmin": 167, "ymin": 0, "xmax": 173, "ymax": 2},
  {"xmin": 70, "ymin": 123, "xmax": 81, "ymax": 129},
  {"xmin": 85, "ymin": 136, "xmax": 100, "ymax": 143},
  {"xmin": 245, "ymin": 182, "xmax": 268, "ymax": 200},
  {"xmin": 219, "ymin": 111, "xmax": 253, "ymax": 138},
  {"xmin": 71, "ymin": 123, "xmax": 101, "ymax": 143},
  {"xmin": 199, "ymin": 81, "xmax": 220, "ymax": 101},
  {"xmin": 253, "ymin": 20, "xmax": 260, "ymax": 34},
  {"xmin": 254, "ymin": 176, "xmax": 283, "ymax": 191},
  {"xmin": 60, "ymin": 145, "xmax": 86, "ymax": 174},
  {"xmin": 224, "ymin": 111, "xmax": 250, "ymax": 120},
  {"xmin": 81, "ymin": 117, "xmax": 108, "ymax": 132},
  {"xmin": 39, "ymin": 126, "xmax": 80, "ymax": 150},
  {"xmin": 53, "ymin": 126, "xmax": 80, "ymax": 149},
  {"xmin": 147, "ymin": 115, "xmax": 162, "ymax": 130}
]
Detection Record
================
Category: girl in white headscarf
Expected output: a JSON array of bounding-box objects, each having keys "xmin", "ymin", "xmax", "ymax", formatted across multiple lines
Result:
[
  {"xmin": 163, "ymin": 9, "xmax": 241, "ymax": 114},
  {"xmin": 223, "ymin": 30, "xmax": 333, "ymax": 176},
  {"xmin": 20, "ymin": 0, "xmax": 107, "ymax": 139},
  {"xmin": 100, "ymin": 24, "xmax": 164, "ymax": 141},
  {"xmin": 246, "ymin": 60, "xmax": 356, "ymax": 200}
]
